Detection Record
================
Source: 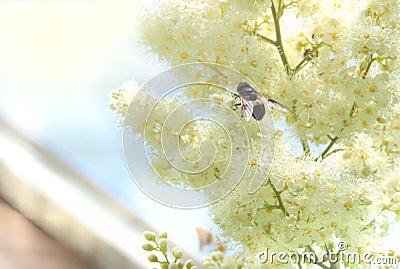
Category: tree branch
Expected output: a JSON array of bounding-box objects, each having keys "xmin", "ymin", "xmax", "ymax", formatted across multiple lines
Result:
[
  {"xmin": 247, "ymin": 1, "xmax": 315, "ymax": 157},
  {"xmin": 272, "ymin": 0, "xmax": 313, "ymax": 157},
  {"xmin": 271, "ymin": 0, "xmax": 292, "ymax": 75}
]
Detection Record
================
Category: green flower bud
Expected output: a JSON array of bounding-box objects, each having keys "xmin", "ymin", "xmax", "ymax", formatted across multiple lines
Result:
[
  {"xmin": 159, "ymin": 231, "xmax": 168, "ymax": 238},
  {"xmin": 158, "ymin": 238, "xmax": 168, "ymax": 251},
  {"xmin": 202, "ymin": 257, "xmax": 212, "ymax": 264},
  {"xmin": 172, "ymin": 247, "xmax": 183, "ymax": 259},
  {"xmin": 191, "ymin": 266, "xmax": 199, "ymax": 269},
  {"xmin": 142, "ymin": 243, "xmax": 155, "ymax": 251},
  {"xmin": 176, "ymin": 261, "xmax": 184, "ymax": 269},
  {"xmin": 202, "ymin": 260, "xmax": 213, "ymax": 268},
  {"xmin": 169, "ymin": 263, "xmax": 177, "ymax": 269},
  {"xmin": 204, "ymin": 262, "xmax": 217, "ymax": 269},
  {"xmin": 185, "ymin": 259, "xmax": 195, "ymax": 268},
  {"xmin": 148, "ymin": 254, "xmax": 158, "ymax": 262},
  {"xmin": 215, "ymin": 251, "xmax": 224, "ymax": 261},
  {"xmin": 210, "ymin": 252, "xmax": 219, "ymax": 261},
  {"xmin": 144, "ymin": 231, "xmax": 156, "ymax": 242}
]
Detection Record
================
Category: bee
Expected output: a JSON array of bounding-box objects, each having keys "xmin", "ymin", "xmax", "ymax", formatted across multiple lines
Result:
[{"xmin": 234, "ymin": 82, "xmax": 288, "ymax": 121}]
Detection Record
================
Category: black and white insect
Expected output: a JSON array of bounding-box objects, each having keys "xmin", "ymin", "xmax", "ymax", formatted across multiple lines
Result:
[{"xmin": 234, "ymin": 82, "xmax": 288, "ymax": 121}]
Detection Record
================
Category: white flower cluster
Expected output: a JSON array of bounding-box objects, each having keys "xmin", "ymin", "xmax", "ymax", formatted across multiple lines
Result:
[
  {"xmin": 111, "ymin": 0, "xmax": 400, "ymax": 268},
  {"xmin": 272, "ymin": 0, "xmax": 399, "ymax": 145},
  {"xmin": 139, "ymin": 0, "xmax": 400, "ymax": 146},
  {"xmin": 139, "ymin": 0, "xmax": 283, "ymax": 85},
  {"xmin": 109, "ymin": 80, "xmax": 140, "ymax": 126},
  {"xmin": 211, "ymin": 134, "xmax": 388, "ymax": 264},
  {"xmin": 110, "ymin": 82, "xmax": 272, "ymax": 190}
]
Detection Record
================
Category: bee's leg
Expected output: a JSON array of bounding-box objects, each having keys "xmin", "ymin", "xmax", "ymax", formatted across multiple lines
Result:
[
  {"xmin": 233, "ymin": 102, "xmax": 241, "ymax": 111},
  {"xmin": 231, "ymin": 93, "xmax": 241, "ymax": 111}
]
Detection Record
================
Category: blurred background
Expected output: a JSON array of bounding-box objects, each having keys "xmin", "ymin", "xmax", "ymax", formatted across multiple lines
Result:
[
  {"xmin": 0, "ymin": 1, "xmax": 212, "ymax": 268},
  {"xmin": 3, "ymin": 1, "xmax": 398, "ymax": 268}
]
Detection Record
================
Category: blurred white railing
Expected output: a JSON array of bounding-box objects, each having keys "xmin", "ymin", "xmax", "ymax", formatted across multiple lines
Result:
[{"xmin": 0, "ymin": 116, "xmax": 151, "ymax": 269}]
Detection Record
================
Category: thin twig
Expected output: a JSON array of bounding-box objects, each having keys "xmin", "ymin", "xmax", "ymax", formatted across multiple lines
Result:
[
  {"xmin": 323, "ymin": 148, "xmax": 345, "ymax": 159},
  {"xmin": 243, "ymin": 21, "xmax": 276, "ymax": 45},
  {"xmin": 305, "ymin": 245, "xmax": 331, "ymax": 269},
  {"xmin": 301, "ymin": 139, "xmax": 311, "ymax": 157},
  {"xmin": 273, "ymin": 0, "xmax": 313, "ymax": 156},
  {"xmin": 271, "ymin": 0, "xmax": 292, "ymax": 75},
  {"xmin": 267, "ymin": 178, "xmax": 289, "ymax": 217},
  {"xmin": 316, "ymin": 136, "xmax": 338, "ymax": 161},
  {"xmin": 362, "ymin": 54, "xmax": 377, "ymax": 79},
  {"xmin": 254, "ymin": 32, "xmax": 276, "ymax": 46},
  {"xmin": 249, "ymin": 1, "xmax": 314, "ymax": 156},
  {"xmin": 157, "ymin": 247, "xmax": 170, "ymax": 264},
  {"xmin": 317, "ymin": 55, "xmax": 377, "ymax": 161},
  {"xmin": 293, "ymin": 42, "xmax": 324, "ymax": 74}
]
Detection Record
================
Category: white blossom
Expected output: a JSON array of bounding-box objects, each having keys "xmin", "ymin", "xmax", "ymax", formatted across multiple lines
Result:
[{"xmin": 111, "ymin": 0, "xmax": 400, "ymax": 268}]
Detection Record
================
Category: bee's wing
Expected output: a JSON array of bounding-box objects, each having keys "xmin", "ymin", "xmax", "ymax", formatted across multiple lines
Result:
[
  {"xmin": 261, "ymin": 96, "xmax": 289, "ymax": 112},
  {"xmin": 241, "ymin": 98, "xmax": 254, "ymax": 121}
]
